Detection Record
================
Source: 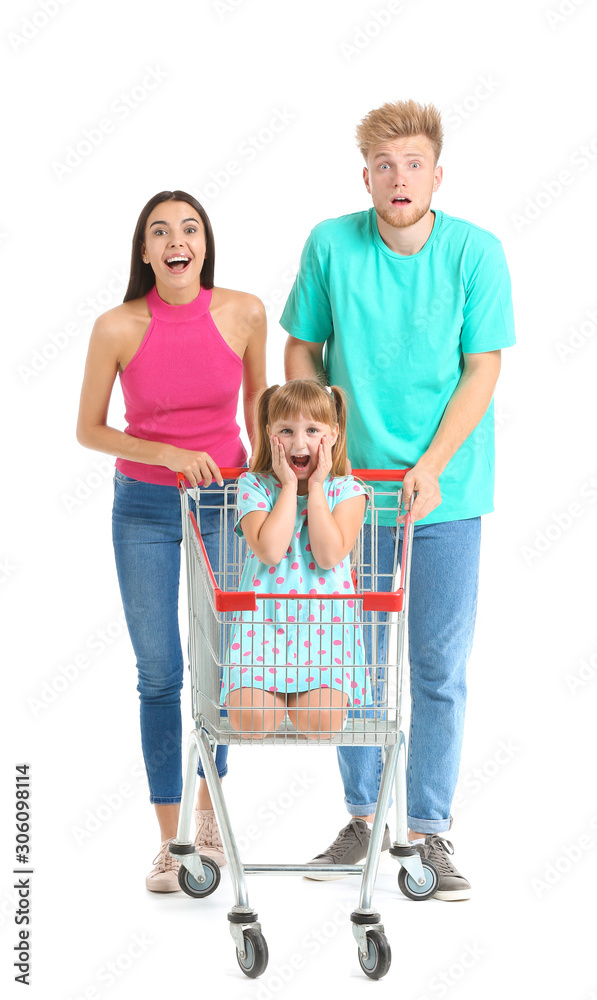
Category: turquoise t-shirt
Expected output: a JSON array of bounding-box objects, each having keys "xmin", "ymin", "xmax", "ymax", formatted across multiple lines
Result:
[{"xmin": 279, "ymin": 208, "xmax": 515, "ymax": 525}]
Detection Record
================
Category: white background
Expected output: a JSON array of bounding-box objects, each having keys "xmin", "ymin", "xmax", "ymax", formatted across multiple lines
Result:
[{"xmin": 3, "ymin": 0, "xmax": 597, "ymax": 997}]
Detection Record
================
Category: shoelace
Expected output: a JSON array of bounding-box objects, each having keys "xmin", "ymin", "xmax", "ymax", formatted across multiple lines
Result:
[
  {"xmin": 151, "ymin": 840, "xmax": 179, "ymax": 873},
  {"xmin": 316, "ymin": 822, "xmax": 366, "ymax": 861},
  {"xmin": 196, "ymin": 812, "xmax": 223, "ymax": 849},
  {"xmin": 420, "ymin": 835, "xmax": 457, "ymax": 875}
]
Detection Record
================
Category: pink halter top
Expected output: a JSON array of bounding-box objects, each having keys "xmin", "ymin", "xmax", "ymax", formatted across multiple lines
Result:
[{"xmin": 115, "ymin": 285, "xmax": 247, "ymax": 486}]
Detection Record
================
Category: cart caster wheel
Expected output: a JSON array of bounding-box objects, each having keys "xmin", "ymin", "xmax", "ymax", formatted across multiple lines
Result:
[
  {"xmin": 358, "ymin": 929, "xmax": 391, "ymax": 980},
  {"xmin": 178, "ymin": 857, "xmax": 221, "ymax": 898},
  {"xmin": 398, "ymin": 859, "xmax": 439, "ymax": 900},
  {"xmin": 236, "ymin": 928, "xmax": 269, "ymax": 979}
]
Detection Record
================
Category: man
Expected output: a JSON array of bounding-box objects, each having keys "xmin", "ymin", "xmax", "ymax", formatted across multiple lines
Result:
[{"xmin": 281, "ymin": 99, "xmax": 515, "ymax": 899}]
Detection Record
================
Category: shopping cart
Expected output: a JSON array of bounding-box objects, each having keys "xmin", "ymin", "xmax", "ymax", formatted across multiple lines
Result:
[{"xmin": 169, "ymin": 470, "xmax": 439, "ymax": 981}]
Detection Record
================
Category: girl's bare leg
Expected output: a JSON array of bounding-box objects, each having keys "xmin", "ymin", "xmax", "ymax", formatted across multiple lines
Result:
[
  {"xmin": 226, "ymin": 688, "xmax": 286, "ymax": 736},
  {"xmin": 287, "ymin": 689, "xmax": 349, "ymax": 738}
]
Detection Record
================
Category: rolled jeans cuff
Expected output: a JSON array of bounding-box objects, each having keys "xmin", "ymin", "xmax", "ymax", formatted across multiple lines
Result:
[
  {"xmin": 197, "ymin": 763, "xmax": 228, "ymax": 780},
  {"xmin": 407, "ymin": 815, "xmax": 452, "ymax": 834},
  {"xmin": 346, "ymin": 799, "xmax": 392, "ymax": 817}
]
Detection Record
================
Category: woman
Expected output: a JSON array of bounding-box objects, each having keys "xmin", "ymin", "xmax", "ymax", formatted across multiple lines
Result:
[{"xmin": 77, "ymin": 190, "xmax": 267, "ymax": 890}]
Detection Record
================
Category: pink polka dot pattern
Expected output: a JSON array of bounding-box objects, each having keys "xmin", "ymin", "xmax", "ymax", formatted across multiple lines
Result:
[{"xmin": 221, "ymin": 471, "xmax": 371, "ymax": 710}]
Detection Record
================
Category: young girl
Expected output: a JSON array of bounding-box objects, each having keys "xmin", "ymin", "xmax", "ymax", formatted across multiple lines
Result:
[{"xmin": 221, "ymin": 380, "xmax": 371, "ymax": 737}]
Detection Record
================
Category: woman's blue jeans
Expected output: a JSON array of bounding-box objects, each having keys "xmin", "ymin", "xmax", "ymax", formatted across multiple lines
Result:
[
  {"xmin": 112, "ymin": 470, "xmax": 230, "ymax": 804},
  {"xmin": 337, "ymin": 517, "xmax": 481, "ymax": 834}
]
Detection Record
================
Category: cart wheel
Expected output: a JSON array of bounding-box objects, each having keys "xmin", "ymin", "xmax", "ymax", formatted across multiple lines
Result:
[
  {"xmin": 236, "ymin": 928, "xmax": 269, "ymax": 979},
  {"xmin": 178, "ymin": 857, "xmax": 221, "ymax": 898},
  {"xmin": 358, "ymin": 929, "xmax": 391, "ymax": 980},
  {"xmin": 397, "ymin": 859, "xmax": 439, "ymax": 900}
]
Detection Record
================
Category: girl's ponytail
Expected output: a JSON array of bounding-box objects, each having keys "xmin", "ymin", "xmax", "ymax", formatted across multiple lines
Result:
[
  {"xmin": 329, "ymin": 385, "xmax": 349, "ymax": 477},
  {"xmin": 249, "ymin": 385, "xmax": 280, "ymax": 472}
]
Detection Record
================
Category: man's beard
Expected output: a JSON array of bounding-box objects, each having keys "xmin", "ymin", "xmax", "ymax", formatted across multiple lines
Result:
[{"xmin": 375, "ymin": 196, "xmax": 432, "ymax": 230}]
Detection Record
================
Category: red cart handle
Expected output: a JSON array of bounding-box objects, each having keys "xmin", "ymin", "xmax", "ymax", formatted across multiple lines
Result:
[
  {"xmin": 182, "ymin": 470, "xmax": 412, "ymax": 614},
  {"xmin": 178, "ymin": 468, "xmax": 409, "ymax": 487}
]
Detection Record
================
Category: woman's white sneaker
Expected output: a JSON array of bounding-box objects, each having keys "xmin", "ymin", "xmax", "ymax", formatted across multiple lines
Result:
[
  {"xmin": 195, "ymin": 809, "xmax": 226, "ymax": 866},
  {"xmin": 145, "ymin": 838, "xmax": 181, "ymax": 892}
]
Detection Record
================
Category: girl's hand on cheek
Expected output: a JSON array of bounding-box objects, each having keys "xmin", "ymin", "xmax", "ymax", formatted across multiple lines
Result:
[
  {"xmin": 270, "ymin": 436, "xmax": 297, "ymax": 489},
  {"xmin": 309, "ymin": 435, "xmax": 332, "ymax": 489}
]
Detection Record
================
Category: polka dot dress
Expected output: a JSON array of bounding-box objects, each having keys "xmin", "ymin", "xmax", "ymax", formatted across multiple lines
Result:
[{"xmin": 221, "ymin": 472, "xmax": 372, "ymax": 708}]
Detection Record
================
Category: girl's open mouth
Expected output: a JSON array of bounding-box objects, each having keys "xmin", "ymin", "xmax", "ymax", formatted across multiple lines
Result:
[
  {"xmin": 165, "ymin": 255, "xmax": 191, "ymax": 273},
  {"xmin": 291, "ymin": 455, "xmax": 310, "ymax": 470}
]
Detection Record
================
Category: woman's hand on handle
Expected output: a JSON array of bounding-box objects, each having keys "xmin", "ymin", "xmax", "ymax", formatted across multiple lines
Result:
[
  {"xmin": 162, "ymin": 446, "xmax": 224, "ymax": 488},
  {"xmin": 402, "ymin": 460, "xmax": 441, "ymax": 522}
]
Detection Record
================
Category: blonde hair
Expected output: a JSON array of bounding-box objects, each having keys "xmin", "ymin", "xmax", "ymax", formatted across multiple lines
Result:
[
  {"xmin": 356, "ymin": 99, "xmax": 443, "ymax": 163},
  {"xmin": 251, "ymin": 380, "xmax": 349, "ymax": 477}
]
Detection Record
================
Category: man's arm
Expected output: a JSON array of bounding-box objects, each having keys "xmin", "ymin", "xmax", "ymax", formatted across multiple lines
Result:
[
  {"xmin": 284, "ymin": 336, "xmax": 326, "ymax": 382},
  {"xmin": 404, "ymin": 350, "xmax": 502, "ymax": 521}
]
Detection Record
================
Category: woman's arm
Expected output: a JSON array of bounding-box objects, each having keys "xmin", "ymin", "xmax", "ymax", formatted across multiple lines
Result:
[{"xmin": 76, "ymin": 309, "xmax": 223, "ymax": 487}]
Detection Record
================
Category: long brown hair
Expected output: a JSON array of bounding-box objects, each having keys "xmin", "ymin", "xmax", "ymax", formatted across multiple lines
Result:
[
  {"xmin": 123, "ymin": 190, "xmax": 215, "ymax": 302},
  {"xmin": 251, "ymin": 380, "xmax": 349, "ymax": 477}
]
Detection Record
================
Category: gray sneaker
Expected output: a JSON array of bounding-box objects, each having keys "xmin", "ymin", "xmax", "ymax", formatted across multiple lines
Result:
[
  {"xmin": 304, "ymin": 819, "xmax": 391, "ymax": 881},
  {"xmin": 415, "ymin": 835, "xmax": 471, "ymax": 900}
]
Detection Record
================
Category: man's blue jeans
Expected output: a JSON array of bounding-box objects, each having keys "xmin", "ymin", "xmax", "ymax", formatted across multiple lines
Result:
[
  {"xmin": 112, "ymin": 470, "xmax": 232, "ymax": 804},
  {"xmin": 337, "ymin": 517, "xmax": 481, "ymax": 834}
]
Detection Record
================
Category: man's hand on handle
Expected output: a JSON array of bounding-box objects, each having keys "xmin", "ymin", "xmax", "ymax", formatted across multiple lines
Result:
[{"xmin": 401, "ymin": 460, "xmax": 442, "ymax": 522}]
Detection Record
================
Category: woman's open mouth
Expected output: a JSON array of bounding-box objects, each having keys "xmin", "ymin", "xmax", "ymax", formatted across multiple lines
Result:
[{"xmin": 165, "ymin": 255, "xmax": 191, "ymax": 273}]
